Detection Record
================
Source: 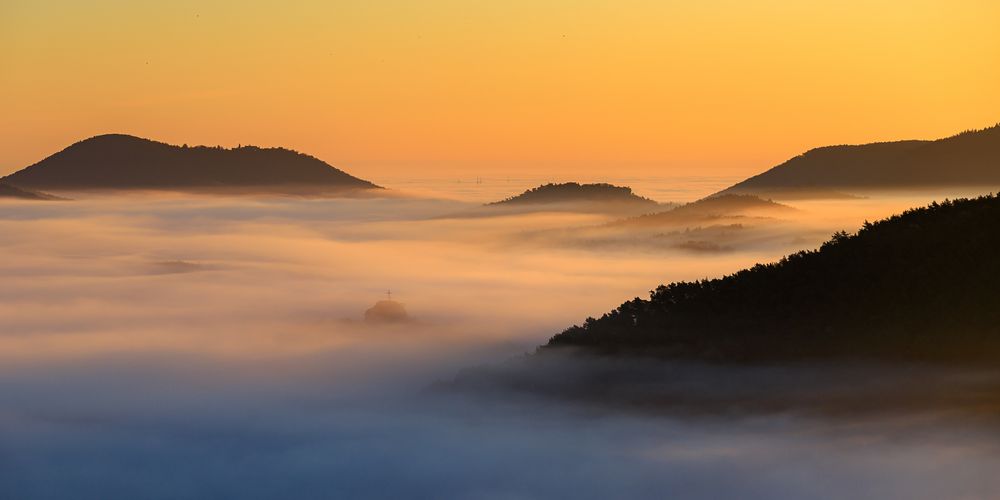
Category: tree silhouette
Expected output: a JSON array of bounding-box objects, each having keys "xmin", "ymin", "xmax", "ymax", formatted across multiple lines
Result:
[{"xmin": 546, "ymin": 194, "xmax": 1000, "ymax": 363}]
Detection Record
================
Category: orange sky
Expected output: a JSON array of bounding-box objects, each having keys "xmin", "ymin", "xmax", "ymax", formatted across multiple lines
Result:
[{"xmin": 2, "ymin": 0, "xmax": 998, "ymax": 180}]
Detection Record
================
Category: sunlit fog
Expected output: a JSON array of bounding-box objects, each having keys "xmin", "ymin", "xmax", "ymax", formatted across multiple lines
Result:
[{"xmin": 2, "ymin": 177, "xmax": 997, "ymax": 499}]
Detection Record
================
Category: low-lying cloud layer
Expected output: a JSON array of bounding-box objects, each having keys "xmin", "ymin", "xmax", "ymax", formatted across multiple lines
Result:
[{"xmin": 2, "ymin": 187, "xmax": 997, "ymax": 499}]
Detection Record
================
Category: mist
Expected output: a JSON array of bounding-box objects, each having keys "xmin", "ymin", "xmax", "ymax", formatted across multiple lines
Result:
[{"xmin": 2, "ymin": 183, "xmax": 999, "ymax": 499}]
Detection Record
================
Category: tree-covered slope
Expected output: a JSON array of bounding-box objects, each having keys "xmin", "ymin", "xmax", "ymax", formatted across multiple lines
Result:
[
  {"xmin": 546, "ymin": 194, "xmax": 1000, "ymax": 362},
  {"xmin": 717, "ymin": 123, "xmax": 1000, "ymax": 197},
  {"xmin": 489, "ymin": 182, "xmax": 658, "ymax": 206},
  {"xmin": 3, "ymin": 134, "xmax": 380, "ymax": 193}
]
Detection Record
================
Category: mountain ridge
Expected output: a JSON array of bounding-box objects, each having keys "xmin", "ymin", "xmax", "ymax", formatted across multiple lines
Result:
[
  {"xmin": 2, "ymin": 134, "xmax": 380, "ymax": 194},
  {"xmin": 717, "ymin": 124, "xmax": 1000, "ymax": 198},
  {"xmin": 488, "ymin": 182, "xmax": 659, "ymax": 207},
  {"xmin": 545, "ymin": 193, "xmax": 1000, "ymax": 363},
  {"xmin": 613, "ymin": 194, "xmax": 791, "ymax": 227}
]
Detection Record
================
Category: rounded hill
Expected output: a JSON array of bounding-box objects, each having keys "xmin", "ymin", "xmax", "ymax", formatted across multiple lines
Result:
[{"xmin": 2, "ymin": 134, "xmax": 380, "ymax": 194}]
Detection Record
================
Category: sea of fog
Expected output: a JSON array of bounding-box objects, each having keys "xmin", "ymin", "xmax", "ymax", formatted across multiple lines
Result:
[{"xmin": 2, "ymin": 178, "xmax": 998, "ymax": 499}]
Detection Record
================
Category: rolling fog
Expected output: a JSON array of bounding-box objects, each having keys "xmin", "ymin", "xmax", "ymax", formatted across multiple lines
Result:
[{"xmin": 2, "ymin": 179, "xmax": 998, "ymax": 499}]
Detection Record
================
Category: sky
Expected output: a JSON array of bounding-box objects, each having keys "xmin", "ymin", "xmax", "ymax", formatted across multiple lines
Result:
[{"xmin": 2, "ymin": 0, "xmax": 999, "ymax": 179}]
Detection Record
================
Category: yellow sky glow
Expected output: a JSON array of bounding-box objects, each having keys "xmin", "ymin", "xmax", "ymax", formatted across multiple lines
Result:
[{"xmin": 2, "ymin": 0, "xmax": 998, "ymax": 180}]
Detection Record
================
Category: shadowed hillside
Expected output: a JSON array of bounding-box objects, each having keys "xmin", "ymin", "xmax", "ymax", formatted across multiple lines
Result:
[
  {"xmin": 615, "ymin": 194, "xmax": 791, "ymax": 226},
  {"xmin": 489, "ymin": 182, "xmax": 658, "ymax": 207},
  {"xmin": 546, "ymin": 194, "xmax": 1000, "ymax": 363},
  {"xmin": 718, "ymin": 124, "xmax": 1000, "ymax": 198},
  {"xmin": 501, "ymin": 194, "xmax": 798, "ymax": 254},
  {"xmin": 3, "ymin": 134, "xmax": 380, "ymax": 194},
  {"xmin": 0, "ymin": 181, "xmax": 63, "ymax": 200}
]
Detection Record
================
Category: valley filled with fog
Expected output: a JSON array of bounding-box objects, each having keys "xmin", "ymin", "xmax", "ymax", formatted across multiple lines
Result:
[{"xmin": 2, "ymin": 177, "xmax": 998, "ymax": 499}]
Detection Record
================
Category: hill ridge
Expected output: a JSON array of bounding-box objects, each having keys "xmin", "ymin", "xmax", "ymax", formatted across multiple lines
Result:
[
  {"xmin": 489, "ymin": 182, "xmax": 658, "ymax": 206},
  {"xmin": 3, "ymin": 134, "xmax": 380, "ymax": 194},
  {"xmin": 717, "ymin": 123, "xmax": 1000, "ymax": 198},
  {"xmin": 546, "ymin": 193, "xmax": 1000, "ymax": 362}
]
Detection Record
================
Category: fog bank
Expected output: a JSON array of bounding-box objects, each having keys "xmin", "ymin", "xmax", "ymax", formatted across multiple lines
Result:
[{"xmin": 2, "ymin": 187, "xmax": 998, "ymax": 499}]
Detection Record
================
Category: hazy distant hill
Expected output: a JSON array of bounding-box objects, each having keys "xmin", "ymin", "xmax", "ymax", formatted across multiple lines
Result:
[
  {"xmin": 489, "ymin": 183, "xmax": 659, "ymax": 207},
  {"xmin": 2, "ymin": 134, "xmax": 380, "ymax": 194},
  {"xmin": 615, "ymin": 194, "xmax": 791, "ymax": 226},
  {"xmin": 546, "ymin": 194, "xmax": 1000, "ymax": 363},
  {"xmin": 0, "ymin": 181, "xmax": 62, "ymax": 200},
  {"xmin": 718, "ymin": 124, "xmax": 1000, "ymax": 198}
]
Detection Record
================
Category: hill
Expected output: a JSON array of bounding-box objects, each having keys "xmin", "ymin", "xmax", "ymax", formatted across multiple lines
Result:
[
  {"xmin": 615, "ymin": 194, "xmax": 791, "ymax": 227},
  {"xmin": 489, "ymin": 183, "xmax": 658, "ymax": 207},
  {"xmin": 2, "ymin": 134, "xmax": 380, "ymax": 194},
  {"xmin": 546, "ymin": 194, "xmax": 1000, "ymax": 363},
  {"xmin": 717, "ymin": 124, "xmax": 1000, "ymax": 198},
  {"xmin": 0, "ymin": 181, "xmax": 63, "ymax": 200}
]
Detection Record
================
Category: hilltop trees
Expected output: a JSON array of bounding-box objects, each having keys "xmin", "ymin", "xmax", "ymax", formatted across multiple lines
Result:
[{"xmin": 546, "ymin": 195, "xmax": 1000, "ymax": 363}]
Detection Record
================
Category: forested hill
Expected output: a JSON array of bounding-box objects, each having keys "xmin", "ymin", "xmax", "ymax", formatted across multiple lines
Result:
[
  {"xmin": 546, "ymin": 194, "xmax": 1000, "ymax": 362},
  {"xmin": 717, "ymin": 123, "xmax": 1000, "ymax": 198},
  {"xmin": 2, "ymin": 134, "xmax": 379, "ymax": 194},
  {"xmin": 489, "ymin": 182, "xmax": 658, "ymax": 206}
]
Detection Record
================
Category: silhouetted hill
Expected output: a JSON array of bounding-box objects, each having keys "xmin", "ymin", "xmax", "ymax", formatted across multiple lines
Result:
[
  {"xmin": 718, "ymin": 124, "xmax": 1000, "ymax": 198},
  {"xmin": 0, "ymin": 181, "xmax": 63, "ymax": 200},
  {"xmin": 546, "ymin": 194, "xmax": 1000, "ymax": 363},
  {"xmin": 615, "ymin": 194, "xmax": 791, "ymax": 226},
  {"xmin": 2, "ymin": 134, "xmax": 380, "ymax": 194},
  {"xmin": 489, "ymin": 183, "xmax": 658, "ymax": 207},
  {"xmin": 364, "ymin": 300, "xmax": 411, "ymax": 324}
]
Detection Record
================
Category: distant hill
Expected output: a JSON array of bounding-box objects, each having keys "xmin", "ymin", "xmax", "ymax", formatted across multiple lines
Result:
[
  {"xmin": 546, "ymin": 194, "xmax": 1000, "ymax": 363},
  {"xmin": 497, "ymin": 194, "xmax": 792, "ymax": 254},
  {"xmin": 0, "ymin": 181, "xmax": 63, "ymax": 200},
  {"xmin": 2, "ymin": 134, "xmax": 380, "ymax": 194},
  {"xmin": 615, "ymin": 194, "xmax": 791, "ymax": 226},
  {"xmin": 489, "ymin": 183, "xmax": 658, "ymax": 207},
  {"xmin": 364, "ymin": 300, "xmax": 411, "ymax": 324},
  {"xmin": 718, "ymin": 124, "xmax": 1000, "ymax": 198}
]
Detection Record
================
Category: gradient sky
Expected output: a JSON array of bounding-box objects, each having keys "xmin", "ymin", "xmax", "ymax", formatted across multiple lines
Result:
[{"xmin": 2, "ymin": 0, "xmax": 998, "ymax": 179}]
